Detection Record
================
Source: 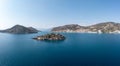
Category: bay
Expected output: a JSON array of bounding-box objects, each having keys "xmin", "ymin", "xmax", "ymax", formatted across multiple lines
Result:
[{"xmin": 0, "ymin": 32, "xmax": 120, "ymax": 66}]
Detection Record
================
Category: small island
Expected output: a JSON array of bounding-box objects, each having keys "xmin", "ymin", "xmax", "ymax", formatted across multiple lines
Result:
[{"xmin": 33, "ymin": 33, "xmax": 66, "ymax": 41}]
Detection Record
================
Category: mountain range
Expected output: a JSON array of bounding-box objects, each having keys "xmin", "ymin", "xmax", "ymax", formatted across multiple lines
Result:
[
  {"xmin": 52, "ymin": 22, "xmax": 120, "ymax": 33},
  {"xmin": 1, "ymin": 22, "xmax": 120, "ymax": 34}
]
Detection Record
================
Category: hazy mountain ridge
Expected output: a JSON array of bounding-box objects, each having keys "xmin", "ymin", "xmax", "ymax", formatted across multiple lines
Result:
[
  {"xmin": 0, "ymin": 25, "xmax": 39, "ymax": 34},
  {"xmin": 52, "ymin": 22, "xmax": 120, "ymax": 33}
]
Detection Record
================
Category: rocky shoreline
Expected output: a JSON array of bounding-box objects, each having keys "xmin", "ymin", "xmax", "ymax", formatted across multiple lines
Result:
[{"xmin": 33, "ymin": 33, "xmax": 65, "ymax": 41}]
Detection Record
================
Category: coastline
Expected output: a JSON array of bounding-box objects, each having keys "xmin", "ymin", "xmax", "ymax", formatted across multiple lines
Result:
[{"xmin": 52, "ymin": 31, "xmax": 120, "ymax": 34}]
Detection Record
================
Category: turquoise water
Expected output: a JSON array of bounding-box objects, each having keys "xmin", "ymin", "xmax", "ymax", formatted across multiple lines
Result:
[{"xmin": 0, "ymin": 32, "xmax": 120, "ymax": 66}]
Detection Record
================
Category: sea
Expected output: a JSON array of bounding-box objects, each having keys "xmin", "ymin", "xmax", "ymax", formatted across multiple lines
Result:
[{"xmin": 0, "ymin": 32, "xmax": 120, "ymax": 66}]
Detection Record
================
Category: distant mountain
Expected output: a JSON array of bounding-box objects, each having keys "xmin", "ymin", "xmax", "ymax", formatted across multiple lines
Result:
[
  {"xmin": 52, "ymin": 24, "xmax": 85, "ymax": 32},
  {"xmin": 52, "ymin": 22, "xmax": 120, "ymax": 33},
  {"xmin": 38, "ymin": 28, "xmax": 51, "ymax": 32},
  {"xmin": 0, "ymin": 25, "xmax": 39, "ymax": 34}
]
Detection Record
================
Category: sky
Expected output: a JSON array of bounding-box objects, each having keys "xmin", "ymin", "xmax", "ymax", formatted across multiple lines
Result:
[{"xmin": 0, "ymin": 0, "xmax": 120, "ymax": 29}]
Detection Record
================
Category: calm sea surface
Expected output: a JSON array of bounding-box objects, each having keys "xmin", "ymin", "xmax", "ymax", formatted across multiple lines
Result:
[{"xmin": 0, "ymin": 32, "xmax": 120, "ymax": 66}]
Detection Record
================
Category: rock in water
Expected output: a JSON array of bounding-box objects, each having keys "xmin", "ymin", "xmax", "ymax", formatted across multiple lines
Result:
[
  {"xmin": 33, "ymin": 33, "xmax": 66, "ymax": 41},
  {"xmin": 0, "ymin": 25, "xmax": 39, "ymax": 34}
]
